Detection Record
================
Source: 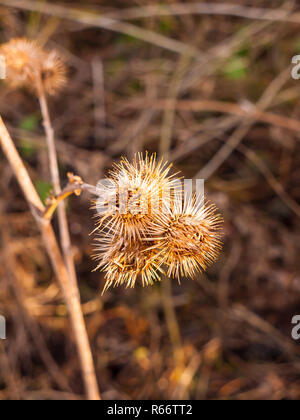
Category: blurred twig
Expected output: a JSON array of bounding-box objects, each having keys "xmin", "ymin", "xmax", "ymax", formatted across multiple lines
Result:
[
  {"xmin": 92, "ymin": 57, "xmax": 106, "ymax": 146},
  {"xmin": 0, "ymin": 116, "xmax": 101, "ymax": 400},
  {"xmin": 106, "ymin": 2, "xmax": 298, "ymax": 23},
  {"xmin": 161, "ymin": 278, "xmax": 185, "ymax": 369},
  {"xmin": 238, "ymin": 143, "xmax": 300, "ymax": 219},
  {"xmin": 196, "ymin": 68, "xmax": 291, "ymax": 179},
  {"xmin": 2, "ymin": 228, "xmax": 72, "ymax": 394},
  {"xmin": 0, "ymin": 341, "xmax": 21, "ymax": 400},
  {"xmin": 126, "ymin": 99, "xmax": 300, "ymax": 135},
  {"xmin": 159, "ymin": 54, "xmax": 192, "ymax": 157},
  {"xmin": 0, "ymin": 0, "xmax": 202, "ymax": 57},
  {"xmin": 37, "ymin": 79, "xmax": 78, "ymax": 291},
  {"xmin": 6, "ymin": 0, "xmax": 299, "ymax": 26}
]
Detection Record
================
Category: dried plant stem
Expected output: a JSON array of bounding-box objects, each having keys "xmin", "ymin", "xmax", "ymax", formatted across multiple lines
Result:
[
  {"xmin": 0, "ymin": 116, "xmax": 101, "ymax": 400},
  {"xmin": 37, "ymin": 81, "xmax": 77, "ymax": 289},
  {"xmin": 0, "ymin": 0, "xmax": 200, "ymax": 57},
  {"xmin": 44, "ymin": 178, "xmax": 99, "ymax": 220},
  {"xmin": 159, "ymin": 54, "xmax": 191, "ymax": 158},
  {"xmin": 161, "ymin": 277, "xmax": 185, "ymax": 368}
]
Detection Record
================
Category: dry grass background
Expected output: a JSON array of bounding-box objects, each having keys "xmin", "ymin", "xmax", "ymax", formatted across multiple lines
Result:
[{"xmin": 0, "ymin": 0, "xmax": 300, "ymax": 400}]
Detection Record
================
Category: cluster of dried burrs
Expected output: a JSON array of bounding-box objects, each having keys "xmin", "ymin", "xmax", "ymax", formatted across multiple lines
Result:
[{"xmin": 93, "ymin": 154, "xmax": 223, "ymax": 293}]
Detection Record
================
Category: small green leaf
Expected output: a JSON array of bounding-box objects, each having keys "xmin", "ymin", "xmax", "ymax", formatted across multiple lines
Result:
[
  {"xmin": 19, "ymin": 139, "xmax": 36, "ymax": 158},
  {"xmin": 236, "ymin": 44, "xmax": 250, "ymax": 58},
  {"xmin": 159, "ymin": 16, "xmax": 176, "ymax": 34},
  {"xmin": 19, "ymin": 114, "xmax": 39, "ymax": 131},
  {"xmin": 35, "ymin": 180, "xmax": 53, "ymax": 204},
  {"xmin": 116, "ymin": 34, "xmax": 142, "ymax": 46},
  {"xmin": 223, "ymin": 57, "xmax": 248, "ymax": 80}
]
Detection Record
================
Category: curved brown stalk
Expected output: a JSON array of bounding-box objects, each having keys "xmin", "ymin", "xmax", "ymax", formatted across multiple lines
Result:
[
  {"xmin": 43, "ymin": 175, "xmax": 99, "ymax": 221},
  {"xmin": 0, "ymin": 116, "xmax": 101, "ymax": 401}
]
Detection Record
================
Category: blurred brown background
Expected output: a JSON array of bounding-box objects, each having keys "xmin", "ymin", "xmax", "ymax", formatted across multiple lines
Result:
[{"xmin": 0, "ymin": 0, "xmax": 300, "ymax": 400}]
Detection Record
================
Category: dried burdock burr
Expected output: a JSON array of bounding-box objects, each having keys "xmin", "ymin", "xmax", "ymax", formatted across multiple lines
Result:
[
  {"xmin": 151, "ymin": 196, "xmax": 223, "ymax": 280},
  {"xmin": 0, "ymin": 37, "xmax": 67, "ymax": 96},
  {"xmin": 39, "ymin": 50, "xmax": 67, "ymax": 96},
  {"xmin": 0, "ymin": 38, "xmax": 41, "ymax": 90},
  {"xmin": 94, "ymin": 234, "xmax": 165, "ymax": 294},
  {"xmin": 94, "ymin": 153, "xmax": 176, "ymax": 242},
  {"xmin": 92, "ymin": 153, "xmax": 223, "ymax": 293}
]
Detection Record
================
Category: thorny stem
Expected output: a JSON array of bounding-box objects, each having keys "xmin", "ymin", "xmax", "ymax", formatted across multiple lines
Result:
[{"xmin": 0, "ymin": 117, "xmax": 101, "ymax": 401}]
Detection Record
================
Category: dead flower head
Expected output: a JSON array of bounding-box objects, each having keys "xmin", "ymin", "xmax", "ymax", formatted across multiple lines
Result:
[
  {"xmin": 151, "ymin": 196, "xmax": 223, "ymax": 280},
  {"xmin": 94, "ymin": 153, "xmax": 176, "ymax": 242},
  {"xmin": 39, "ymin": 50, "xmax": 67, "ymax": 96},
  {"xmin": 0, "ymin": 37, "xmax": 67, "ymax": 95},
  {"xmin": 93, "ymin": 154, "xmax": 223, "ymax": 293},
  {"xmin": 94, "ymin": 234, "xmax": 164, "ymax": 294}
]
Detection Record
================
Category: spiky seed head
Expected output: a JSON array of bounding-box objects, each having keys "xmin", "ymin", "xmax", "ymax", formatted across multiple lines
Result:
[
  {"xmin": 150, "ymin": 196, "xmax": 223, "ymax": 280},
  {"xmin": 93, "ymin": 235, "xmax": 164, "ymax": 294},
  {"xmin": 0, "ymin": 37, "xmax": 67, "ymax": 96},
  {"xmin": 40, "ymin": 50, "xmax": 67, "ymax": 95},
  {"xmin": 94, "ymin": 153, "xmax": 175, "ymax": 242},
  {"xmin": 0, "ymin": 38, "xmax": 42, "ymax": 90},
  {"xmin": 92, "ymin": 154, "xmax": 223, "ymax": 293}
]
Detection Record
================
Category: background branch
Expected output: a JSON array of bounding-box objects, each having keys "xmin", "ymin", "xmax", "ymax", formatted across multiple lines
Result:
[
  {"xmin": 0, "ymin": 116, "xmax": 101, "ymax": 401},
  {"xmin": 37, "ymin": 81, "xmax": 78, "ymax": 290}
]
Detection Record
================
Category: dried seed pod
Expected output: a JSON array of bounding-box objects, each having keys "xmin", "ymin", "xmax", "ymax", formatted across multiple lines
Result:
[
  {"xmin": 92, "ymin": 154, "xmax": 223, "ymax": 293},
  {"xmin": 94, "ymin": 234, "xmax": 164, "ymax": 294},
  {"xmin": 0, "ymin": 37, "xmax": 67, "ymax": 96},
  {"xmin": 151, "ymin": 197, "xmax": 223, "ymax": 280},
  {"xmin": 94, "ymin": 153, "xmax": 176, "ymax": 242},
  {"xmin": 40, "ymin": 50, "xmax": 67, "ymax": 96},
  {"xmin": 0, "ymin": 38, "xmax": 42, "ymax": 90}
]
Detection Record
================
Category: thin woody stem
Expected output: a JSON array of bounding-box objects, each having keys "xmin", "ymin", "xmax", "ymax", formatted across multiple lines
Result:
[
  {"xmin": 37, "ymin": 80, "xmax": 77, "ymax": 288},
  {"xmin": 43, "ymin": 179, "xmax": 99, "ymax": 221},
  {"xmin": 44, "ymin": 190, "xmax": 75, "ymax": 220},
  {"xmin": 161, "ymin": 276, "xmax": 185, "ymax": 368},
  {"xmin": 0, "ymin": 116, "xmax": 101, "ymax": 401}
]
